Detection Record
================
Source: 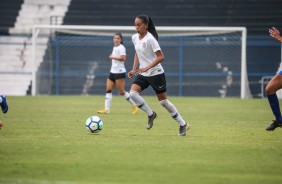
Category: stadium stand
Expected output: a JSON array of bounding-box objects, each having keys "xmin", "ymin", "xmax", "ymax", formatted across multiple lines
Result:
[
  {"xmin": 0, "ymin": 0, "xmax": 23, "ymax": 35},
  {"xmin": 0, "ymin": 0, "xmax": 70, "ymax": 95},
  {"xmin": 62, "ymin": 0, "xmax": 282, "ymax": 97},
  {"xmin": 1, "ymin": 0, "xmax": 282, "ymax": 96},
  {"xmin": 63, "ymin": 0, "xmax": 282, "ymax": 35}
]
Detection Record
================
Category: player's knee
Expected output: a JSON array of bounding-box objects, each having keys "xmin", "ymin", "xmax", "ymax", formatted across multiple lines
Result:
[{"xmin": 265, "ymin": 85, "xmax": 275, "ymax": 95}]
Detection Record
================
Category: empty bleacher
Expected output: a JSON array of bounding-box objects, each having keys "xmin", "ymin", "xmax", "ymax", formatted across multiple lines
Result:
[
  {"xmin": 63, "ymin": 0, "xmax": 282, "ymax": 35},
  {"xmin": 0, "ymin": 0, "xmax": 23, "ymax": 35},
  {"xmin": 1, "ymin": 0, "xmax": 282, "ymax": 96},
  {"xmin": 62, "ymin": 0, "xmax": 282, "ymax": 97},
  {"xmin": 0, "ymin": 0, "xmax": 70, "ymax": 95}
]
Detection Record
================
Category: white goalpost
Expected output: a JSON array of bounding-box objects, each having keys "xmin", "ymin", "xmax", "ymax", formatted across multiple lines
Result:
[{"xmin": 31, "ymin": 24, "xmax": 251, "ymax": 98}]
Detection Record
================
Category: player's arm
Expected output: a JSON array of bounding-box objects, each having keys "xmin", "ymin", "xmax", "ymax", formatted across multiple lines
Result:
[
  {"xmin": 128, "ymin": 52, "xmax": 139, "ymax": 78},
  {"xmin": 109, "ymin": 54, "xmax": 126, "ymax": 61},
  {"xmin": 269, "ymin": 27, "xmax": 282, "ymax": 43},
  {"xmin": 135, "ymin": 50, "xmax": 164, "ymax": 74}
]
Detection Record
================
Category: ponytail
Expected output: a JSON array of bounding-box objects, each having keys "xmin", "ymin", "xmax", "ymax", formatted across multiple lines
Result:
[{"xmin": 147, "ymin": 17, "xmax": 158, "ymax": 40}]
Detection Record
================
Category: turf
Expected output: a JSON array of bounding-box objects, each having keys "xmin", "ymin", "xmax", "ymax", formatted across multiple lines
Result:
[{"xmin": 0, "ymin": 96, "xmax": 282, "ymax": 184}]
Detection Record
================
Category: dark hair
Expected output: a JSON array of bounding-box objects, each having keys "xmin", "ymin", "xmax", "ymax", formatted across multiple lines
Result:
[
  {"xmin": 136, "ymin": 14, "xmax": 158, "ymax": 40},
  {"xmin": 114, "ymin": 32, "xmax": 123, "ymax": 44}
]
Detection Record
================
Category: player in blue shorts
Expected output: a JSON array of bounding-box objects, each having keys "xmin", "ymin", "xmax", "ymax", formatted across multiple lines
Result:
[
  {"xmin": 265, "ymin": 27, "xmax": 282, "ymax": 131},
  {"xmin": 0, "ymin": 95, "xmax": 8, "ymax": 129},
  {"xmin": 128, "ymin": 14, "xmax": 189, "ymax": 136},
  {"xmin": 0, "ymin": 95, "xmax": 8, "ymax": 113}
]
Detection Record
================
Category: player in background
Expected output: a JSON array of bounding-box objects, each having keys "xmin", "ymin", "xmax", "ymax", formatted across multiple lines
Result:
[
  {"xmin": 0, "ymin": 95, "xmax": 8, "ymax": 129},
  {"xmin": 265, "ymin": 27, "xmax": 282, "ymax": 131},
  {"xmin": 128, "ymin": 14, "xmax": 189, "ymax": 136},
  {"xmin": 98, "ymin": 33, "xmax": 138, "ymax": 115}
]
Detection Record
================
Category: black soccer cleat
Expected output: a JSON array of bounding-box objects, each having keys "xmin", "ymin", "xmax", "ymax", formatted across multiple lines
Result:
[
  {"xmin": 147, "ymin": 111, "xmax": 157, "ymax": 130},
  {"xmin": 266, "ymin": 120, "xmax": 282, "ymax": 131},
  {"xmin": 178, "ymin": 123, "xmax": 189, "ymax": 136}
]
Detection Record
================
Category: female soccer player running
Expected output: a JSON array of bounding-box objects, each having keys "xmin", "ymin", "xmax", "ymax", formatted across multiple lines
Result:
[
  {"xmin": 265, "ymin": 27, "xmax": 282, "ymax": 131},
  {"xmin": 128, "ymin": 14, "xmax": 189, "ymax": 136},
  {"xmin": 98, "ymin": 33, "xmax": 138, "ymax": 115}
]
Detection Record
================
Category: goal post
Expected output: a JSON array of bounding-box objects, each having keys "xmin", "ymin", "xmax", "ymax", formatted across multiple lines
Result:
[{"xmin": 31, "ymin": 24, "xmax": 251, "ymax": 98}]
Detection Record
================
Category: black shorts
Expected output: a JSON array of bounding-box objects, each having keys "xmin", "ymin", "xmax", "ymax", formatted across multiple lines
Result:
[
  {"xmin": 108, "ymin": 72, "xmax": 126, "ymax": 83},
  {"xmin": 133, "ymin": 73, "xmax": 166, "ymax": 94}
]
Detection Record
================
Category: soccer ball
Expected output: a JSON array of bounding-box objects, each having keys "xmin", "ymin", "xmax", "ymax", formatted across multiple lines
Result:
[{"xmin": 85, "ymin": 116, "xmax": 103, "ymax": 133}]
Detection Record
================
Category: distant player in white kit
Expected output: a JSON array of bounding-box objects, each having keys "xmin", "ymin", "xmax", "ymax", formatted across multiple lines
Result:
[
  {"xmin": 128, "ymin": 14, "xmax": 189, "ymax": 136},
  {"xmin": 98, "ymin": 33, "xmax": 138, "ymax": 115}
]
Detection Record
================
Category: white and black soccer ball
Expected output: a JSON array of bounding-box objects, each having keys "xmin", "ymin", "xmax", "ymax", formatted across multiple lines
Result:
[{"xmin": 85, "ymin": 116, "xmax": 103, "ymax": 133}]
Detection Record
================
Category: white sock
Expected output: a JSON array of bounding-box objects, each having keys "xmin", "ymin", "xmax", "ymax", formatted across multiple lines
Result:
[
  {"xmin": 105, "ymin": 93, "xmax": 112, "ymax": 110},
  {"xmin": 159, "ymin": 99, "xmax": 186, "ymax": 126},
  {"xmin": 0, "ymin": 96, "xmax": 2, "ymax": 103},
  {"xmin": 130, "ymin": 90, "xmax": 153, "ymax": 116},
  {"xmin": 124, "ymin": 91, "xmax": 136, "ymax": 106}
]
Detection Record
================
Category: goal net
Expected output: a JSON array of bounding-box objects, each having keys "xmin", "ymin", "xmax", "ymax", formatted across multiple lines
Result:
[{"xmin": 32, "ymin": 25, "xmax": 251, "ymax": 98}]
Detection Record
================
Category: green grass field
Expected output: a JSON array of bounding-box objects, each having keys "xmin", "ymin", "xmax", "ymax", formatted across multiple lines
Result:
[{"xmin": 0, "ymin": 96, "xmax": 282, "ymax": 184}]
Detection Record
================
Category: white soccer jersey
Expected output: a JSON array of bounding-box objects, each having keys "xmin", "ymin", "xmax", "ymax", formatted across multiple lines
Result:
[
  {"xmin": 110, "ymin": 44, "xmax": 126, "ymax": 74},
  {"xmin": 132, "ymin": 32, "xmax": 164, "ymax": 77}
]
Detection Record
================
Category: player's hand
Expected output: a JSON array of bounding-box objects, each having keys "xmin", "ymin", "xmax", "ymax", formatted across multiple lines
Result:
[
  {"xmin": 135, "ymin": 67, "xmax": 149, "ymax": 75},
  {"xmin": 128, "ymin": 70, "xmax": 136, "ymax": 79},
  {"xmin": 269, "ymin": 27, "xmax": 282, "ymax": 42}
]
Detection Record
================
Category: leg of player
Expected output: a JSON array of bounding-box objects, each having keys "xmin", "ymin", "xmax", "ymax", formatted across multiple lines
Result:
[
  {"xmin": 265, "ymin": 74, "xmax": 282, "ymax": 131},
  {"xmin": 115, "ymin": 79, "xmax": 138, "ymax": 115},
  {"xmin": 157, "ymin": 93, "xmax": 189, "ymax": 136},
  {"xmin": 0, "ymin": 95, "xmax": 8, "ymax": 113},
  {"xmin": 129, "ymin": 89, "xmax": 157, "ymax": 129},
  {"xmin": 125, "ymin": 92, "xmax": 138, "ymax": 115},
  {"xmin": 98, "ymin": 79, "xmax": 114, "ymax": 114}
]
